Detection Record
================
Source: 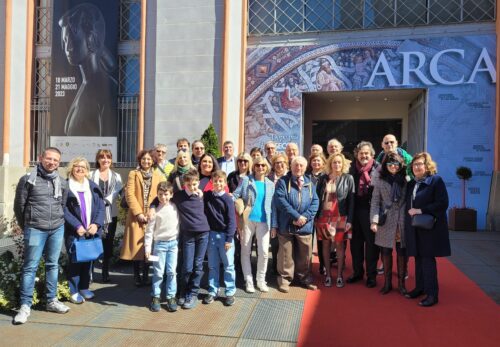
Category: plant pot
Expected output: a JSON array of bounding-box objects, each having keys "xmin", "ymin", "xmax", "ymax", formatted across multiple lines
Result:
[{"xmin": 448, "ymin": 208, "xmax": 477, "ymax": 231}]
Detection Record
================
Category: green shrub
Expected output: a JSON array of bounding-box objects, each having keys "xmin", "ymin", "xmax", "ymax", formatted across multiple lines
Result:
[{"xmin": 200, "ymin": 124, "xmax": 221, "ymax": 158}]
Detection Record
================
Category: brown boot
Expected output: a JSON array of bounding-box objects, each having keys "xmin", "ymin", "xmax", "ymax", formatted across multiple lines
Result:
[
  {"xmin": 380, "ymin": 254, "xmax": 392, "ymax": 295},
  {"xmin": 397, "ymin": 255, "xmax": 408, "ymax": 295}
]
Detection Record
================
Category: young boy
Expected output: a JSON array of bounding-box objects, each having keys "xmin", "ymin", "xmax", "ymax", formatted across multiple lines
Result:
[
  {"xmin": 145, "ymin": 182, "xmax": 179, "ymax": 312},
  {"xmin": 203, "ymin": 170, "xmax": 237, "ymax": 306},
  {"xmin": 172, "ymin": 169, "xmax": 210, "ymax": 309}
]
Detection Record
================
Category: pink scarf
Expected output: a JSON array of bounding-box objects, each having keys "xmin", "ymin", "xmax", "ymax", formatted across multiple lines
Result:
[{"xmin": 356, "ymin": 159, "xmax": 374, "ymax": 196}]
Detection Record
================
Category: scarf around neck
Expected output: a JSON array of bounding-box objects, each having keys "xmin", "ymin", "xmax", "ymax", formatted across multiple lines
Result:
[
  {"xmin": 385, "ymin": 173, "xmax": 405, "ymax": 203},
  {"xmin": 356, "ymin": 159, "xmax": 374, "ymax": 196},
  {"xmin": 28, "ymin": 164, "xmax": 62, "ymax": 199},
  {"xmin": 69, "ymin": 177, "xmax": 92, "ymax": 229}
]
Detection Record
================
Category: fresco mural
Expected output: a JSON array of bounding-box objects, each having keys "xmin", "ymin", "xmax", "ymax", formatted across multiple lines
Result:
[{"xmin": 245, "ymin": 35, "xmax": 496, "ymax": 228}]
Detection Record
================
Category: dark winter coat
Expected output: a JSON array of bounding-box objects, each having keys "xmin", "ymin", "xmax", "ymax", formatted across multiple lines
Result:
[
  {"xmin": 14, "ymin": 172, "xmax": 68, "ymax": 231},
  {"xmin": 404, "ymin": 174, "xmax": 451, "ymax": 257}
]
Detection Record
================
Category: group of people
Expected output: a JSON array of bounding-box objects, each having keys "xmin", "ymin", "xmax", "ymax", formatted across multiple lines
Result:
[{"xmin": 12, "ymin": 134, "xmax": 451, "ymax": 324}]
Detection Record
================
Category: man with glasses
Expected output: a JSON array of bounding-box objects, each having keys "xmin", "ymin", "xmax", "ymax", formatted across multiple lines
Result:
[
  {"xmin": 191, "ymin": 140, "xmax": 205, "ymax": 167},
  {"xmin": 264, "ymin": 141, "xmax": 277, "ymax": 164},
  {"xmin": 376, "ymin": 134, "xmax": 412, "ymax": 176},
  {"xmin": 154, "ymin": 143, "xmax": 174, "ymax": 179},
  {"xmin": 13, "ymin": 147, "xmax": 70, "ymax": 324}
]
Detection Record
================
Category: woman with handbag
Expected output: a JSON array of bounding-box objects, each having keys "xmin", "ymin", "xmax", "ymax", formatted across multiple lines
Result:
[
  {"xmin": 370, "ymin": 152, "xmax": 408, "ymax": 295},
  {"xmin": 404, "ymin": 152, "xmax": 450, "ymax": 307},
  {"xmin": 121, "ymin": 149, "xmax": 165, "ymax": 286},
  {"xmin": 64, "ymin": 157, "xmax": 105, "ymax": 304},
  {"xmin": 315, "ymin": 153, "xmax": 354, "ymax": 288},
  {"xmin": 90, "ymin": 149, "xmax": 122, "ymax": 283},
  {"xmin": 232, "ymin": 157, "xmax": 275, "ymax": 293}
]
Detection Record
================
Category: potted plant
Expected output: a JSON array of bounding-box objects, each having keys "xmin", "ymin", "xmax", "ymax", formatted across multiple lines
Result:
[{"xmin": 448, "ymin": 166, "xmax": 477, "ymax": 231}]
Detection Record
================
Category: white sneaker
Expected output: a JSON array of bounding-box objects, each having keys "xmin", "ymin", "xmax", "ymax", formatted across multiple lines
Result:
[
  {"xmin": 70, "ymin": 293, "xmax": 85, "ymax": 304},
  {"xmin": 256, "ymin": 281, "xmax": 269, "ymax": 292},
  {"xmin": 46, "ymin": 299, "xmax": 70, "ymax": 313},
  {"xmin": 245, "ymin": 282, "xmax": 255, "ymax": 293},
  {"xmin": 79, "ymin": 289, "xmax": 95, "ymax": 300},
  {"xmin": 13, "ymin": 304, "xmax": 31, "ymax": 324}
]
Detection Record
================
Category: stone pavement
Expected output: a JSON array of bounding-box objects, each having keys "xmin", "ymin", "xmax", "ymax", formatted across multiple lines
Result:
[
  {"xmin": 1, "ymin": 231, "xmax": 499, "ymax": 346},
  {"xmin": 0, "ymin": 261, "xmax": 306, "ymax": 347}
]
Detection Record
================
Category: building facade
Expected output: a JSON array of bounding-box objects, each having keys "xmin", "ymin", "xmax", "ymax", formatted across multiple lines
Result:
[{"xmin": 1, "ymin": 0, "xmax": 499, "ymax": 230}]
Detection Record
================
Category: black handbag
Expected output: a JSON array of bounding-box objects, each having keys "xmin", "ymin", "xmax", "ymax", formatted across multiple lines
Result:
[
  {"xmin": 378, "ymin": 206, "xmax": 388, "ymax": 226},
  {"xmin": 411, "ymin": 214, "xmax": 436, "ymax": 230},
  {"xmin": 119, "ymin": 188, "xmax": 128, "ymax": 209}
]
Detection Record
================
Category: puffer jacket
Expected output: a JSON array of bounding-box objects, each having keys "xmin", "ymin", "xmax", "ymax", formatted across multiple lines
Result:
[
  {"xmin": 14, "ymin": 173, "xmax": 68, "ymax": 230},
  {"xmin": 272, "ymin": 173, "xmax": 319, "ymax": 235}
]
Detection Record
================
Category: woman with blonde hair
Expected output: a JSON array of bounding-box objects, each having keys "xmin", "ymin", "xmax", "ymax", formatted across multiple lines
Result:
[
  {"xmin": 227, "ymin": 152, "xmax": 253, "ymax": 193},
  {"xmin": 268, "ymin": 153, "xmax": 289, "ymax": 184},
  {"xmin": 168, "ymin": 150, "xmax": 194, "ymax": 193},
  {"xmin": 64, "ymin": 157, "xmax": 105, "ymax": 303},
  {"xmin": 315, "ymin": 153, "xmax": 354, "ymax": 288},
  {"xmin": 233, "ymin": 157, "xmax": 275, "ymax": 293}
]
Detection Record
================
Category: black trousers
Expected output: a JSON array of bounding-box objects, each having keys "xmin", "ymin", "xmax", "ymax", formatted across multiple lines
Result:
[
  {"xmin": 102, "ymin": 217, "xmax": 117, "ymax": 261},
  {"xmin": 414, "ymin": 256, "xmax": 438, "ymax": 297},
  {"xmin": 350, "ymin": 207, "xmax": 379, "ymax": 280}
]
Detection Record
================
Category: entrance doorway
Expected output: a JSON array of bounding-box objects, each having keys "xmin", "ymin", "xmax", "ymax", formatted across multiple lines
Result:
[{"xmin": 303, "ymin": 89, "xmax": 426, "ymax": 158}]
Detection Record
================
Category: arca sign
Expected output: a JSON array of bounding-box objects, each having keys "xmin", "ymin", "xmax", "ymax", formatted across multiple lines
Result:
[{"xmin": 365, "ymin": 48, "xmax": 496, "ymax": 87}]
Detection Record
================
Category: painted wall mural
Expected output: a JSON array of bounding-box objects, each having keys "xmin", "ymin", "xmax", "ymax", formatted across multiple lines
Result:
[{"xmin": 245, "ymin": 35, "xmax": 496, "ymax": 228}]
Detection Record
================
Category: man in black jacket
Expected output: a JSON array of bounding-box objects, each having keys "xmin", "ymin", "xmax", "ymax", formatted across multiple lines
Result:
[
  {"xmin": 347, "ymin": 141, "xmax": 379, "ymax": 288},
  {"xmin": 13, "ymin": 147, "xmax": 70, "ymax": 324}
]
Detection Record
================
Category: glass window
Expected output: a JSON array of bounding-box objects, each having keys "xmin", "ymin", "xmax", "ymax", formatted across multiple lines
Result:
[
  {"xmin": 276, "ymin": 0, "xmax": 304, "ymax": 33},
  {"xmin": 364, "ymin": 0, "xmax": 394, "ymax": 28},
  {"xmin": 334, "ymin": 0, "xmax": 363, "ymax": 30},
  {"xmin": 305, "ymin": 0, "xmax": 333, "ymax": 31}
]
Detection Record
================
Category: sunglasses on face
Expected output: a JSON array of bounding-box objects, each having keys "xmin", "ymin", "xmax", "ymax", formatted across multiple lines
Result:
[
  {"xmin": 386, "ymin": 162, "xmax": 401, "ymax": 167},
  {"xmin": 238, "ymin": 159, "xmax": 248, "ymax": 163},
  {"xmin": 255, "ymin": 164, "xmax": 267, "ymax": 168},
  {"xmin": 194, "ymin": 147, "xmax": 204, "ymax": 150},
  {"xmin": 156, "ymin": 150, "xmax": 166, "ymax": 154}
]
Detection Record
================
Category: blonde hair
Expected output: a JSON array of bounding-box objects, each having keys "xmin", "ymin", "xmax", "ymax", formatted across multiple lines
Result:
[
  {"xmin": 67, "ymin": 156, "xmax": 90, "ymax": 179},
  {"xmin": 411, "ymin": 152, "xmax": 437, "ymax": 175},
  {"xmin": 326, "ymin": 153, "xmax": 351, "ymax": 175},
  {"xmin": 236, "ymin": 152, "xmax": 253, "ymax": 174},
  {"xmin": 252, "ymin": 157, "xmax": 271, "ymax": 176},
  {"xmin": 174, "ymin": 150, "xmax": 193, "ymax": 171}
]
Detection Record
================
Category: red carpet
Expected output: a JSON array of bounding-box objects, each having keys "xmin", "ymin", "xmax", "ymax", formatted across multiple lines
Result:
[{"xmin": 298, "ymin": 250, "xmax": 500, "ymax": 347}]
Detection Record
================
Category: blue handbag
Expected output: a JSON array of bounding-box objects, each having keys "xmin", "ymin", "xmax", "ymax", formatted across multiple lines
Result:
[{"xmin": 70, "ymin": 236, "xmax": 103, "ymax": 263}]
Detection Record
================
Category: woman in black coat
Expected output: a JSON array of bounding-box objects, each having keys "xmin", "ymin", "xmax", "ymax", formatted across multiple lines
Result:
[{"xmin": 405, "ymin": 152, "xmax": 451, "ymax": 307}]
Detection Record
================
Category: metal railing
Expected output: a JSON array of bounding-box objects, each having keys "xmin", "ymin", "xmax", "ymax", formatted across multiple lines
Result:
[{"xmin": 248, "ymin": 0, "xmax": 496, "ymax": 36}]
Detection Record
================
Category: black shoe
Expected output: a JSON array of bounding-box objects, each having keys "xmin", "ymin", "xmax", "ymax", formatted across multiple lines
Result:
[
  {"xmin": 366, "ymin": 278, "xmax": 377, "ymax": 288},
  {"xmin": 346, "ymin": 275, "xmax": 363, "ymax": 284},
  {"xmin": 319, "ymin": 265, "xmax": 326, "ymax": 276},
  {"xmin": 203, "ymin": 294, "xmax": 215, "ymax": 305},
  {"xmin": 405, "ymin": 288, "xmax": 424, "ymax": 299},
  {"xmin": 224, "ymin": 296, "xmax": 235, "ymax": 306},
  {"xmin": 418, "ymin": 295, "xmax": 438, "ymax": 307}
]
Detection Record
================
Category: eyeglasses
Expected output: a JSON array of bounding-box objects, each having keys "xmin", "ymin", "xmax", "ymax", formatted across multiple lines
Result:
[
  {"xmin": 156, "ymin": 150, "xmax": 166, "ymax": 154},
  {"xmin": 275, "ymin": 161, "xmax": 285, "ymax": 165},
  {"xmin": 386, "ymin": 162, "xmax": 401, "ymax": 167},
  {"xmin": 73, "ymin": 165, "xmax": 87, "ymax": 170},
  {"xmin": 265, "ymin": 147, "xmax": 275, "ymax": 151},
  {"xmin": 384, "ymin": 141, "xmax": 395, "ymax": 145},
  {"xmin": 255, "ymin": 164, "xmax": 267, "ymax": 168},
  {"xmin": 413, "ymin": 162, "xmax": 425, "ymax": 167},
  {"xmin": 237, "ymin": 159, "xmax": 248, "ymax": 163}
]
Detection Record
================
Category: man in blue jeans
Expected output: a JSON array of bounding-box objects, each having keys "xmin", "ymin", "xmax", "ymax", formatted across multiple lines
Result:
[{"xmin": 13, "ymin": 147, "xmax": 70, "ymax": 324}]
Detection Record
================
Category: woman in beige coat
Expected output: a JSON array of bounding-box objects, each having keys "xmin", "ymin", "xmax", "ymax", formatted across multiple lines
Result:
[
  {"xmin": 370, "ymin": 152, "xmax": 408, "ymax": 295},
  {"xmin": 121, "ymin": 149, "xmax": 165, "ymax": 286}
]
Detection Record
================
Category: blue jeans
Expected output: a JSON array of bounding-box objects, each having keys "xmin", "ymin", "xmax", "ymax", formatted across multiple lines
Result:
[
  {"xmin": 181, "ymin": 230, "xmax": 209, "ymax": 298},
  {"xmin": 20, "ymin": 225, "xmax": 64, "ymax": 307},
  {"xmin": 151, "ymin": 239, "xmax": 178, "ymax": 299},
  {"xmin": 67, "ymin": 260, "xmax": 91, "ymax": 294},
  {"xmin": 207, "ymin": 231, "xmax": 236, "ymax": 296}
]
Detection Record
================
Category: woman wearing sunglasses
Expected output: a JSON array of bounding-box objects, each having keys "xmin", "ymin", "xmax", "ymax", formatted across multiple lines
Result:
[
  {"xmin": 232, "ymin": 157, "xmax": 275, "ymax": 293},
  {"xmin": 370, "ymin": 152, "xmax": 408, "ymax": 295}
]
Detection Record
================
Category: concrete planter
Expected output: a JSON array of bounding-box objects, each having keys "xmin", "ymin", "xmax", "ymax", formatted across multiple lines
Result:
[{"xmin": 448, "ymin": 208, "xmax": 477, "ymax": 231}]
